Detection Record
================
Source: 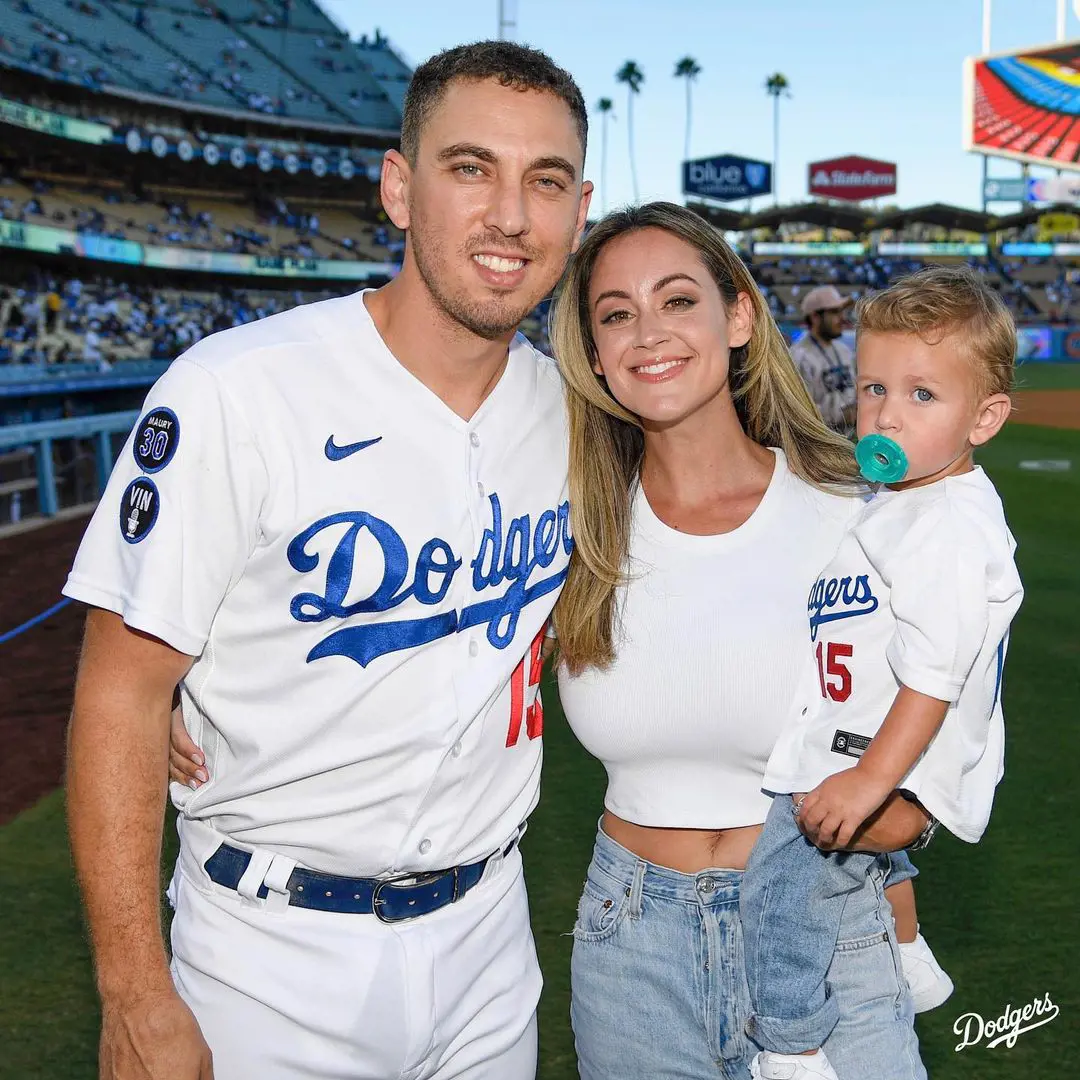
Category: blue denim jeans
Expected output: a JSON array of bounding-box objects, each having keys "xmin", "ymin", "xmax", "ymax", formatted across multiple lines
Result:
[
  {"xmin": 741, "ymin": 796, "xmax": 884, "ymax": 1052},
  {"xmin": 570, "ymin": 825, "xmax": 925, "ymax": 1080}
]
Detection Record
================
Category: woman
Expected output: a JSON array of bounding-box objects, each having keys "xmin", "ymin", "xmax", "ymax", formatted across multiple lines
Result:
[
  {"xmin": 170, "ymin": 203, "xmax": 932, "ymax": 1079},
  {"xmin": 549, "ymin": 203, "xmax": 928, "ymax": 1080}
]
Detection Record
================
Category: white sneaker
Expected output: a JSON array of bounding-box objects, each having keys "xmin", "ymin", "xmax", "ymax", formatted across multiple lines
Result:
[
  {"xmin": 750, "ymin": 1049, "xmax": 841, "ymax": 1080},
  {"xmin": 899, "ymin": 931, "xmax": 955, "ymax": 1013}
]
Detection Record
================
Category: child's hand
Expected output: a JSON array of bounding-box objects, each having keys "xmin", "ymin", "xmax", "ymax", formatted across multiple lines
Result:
[{"xmin": 794, "ymin": 769, "xmax": 894, "ymax": 850}]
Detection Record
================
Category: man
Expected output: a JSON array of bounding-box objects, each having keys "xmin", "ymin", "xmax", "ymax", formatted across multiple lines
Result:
[
  {"xmin": 790, "ymin": 284, "xmax": 856, "ymax": 434},
  {"xmin": 64, "ymin": 41, "xmax": 592, "ymax": 1080}
]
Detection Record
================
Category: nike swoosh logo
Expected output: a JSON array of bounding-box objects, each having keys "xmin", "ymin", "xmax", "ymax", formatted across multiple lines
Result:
[{"xmin": 324, "ymin": 435, "xmax": 383, "ymax": 461}]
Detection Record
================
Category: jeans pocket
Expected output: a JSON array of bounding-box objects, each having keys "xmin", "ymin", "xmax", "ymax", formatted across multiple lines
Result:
[
  {"xmin": 834, "ymin": 930, "xmax": 888, "ymax": 952},
  {"xmin": 572, "ymin": 876, "xmax": 631, "ymax": 943}
]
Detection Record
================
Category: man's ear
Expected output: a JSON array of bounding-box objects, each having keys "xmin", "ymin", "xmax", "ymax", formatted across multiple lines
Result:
[
  {"xmin": 969, "ymin": 393, "xmax": 1012, "ymax": 447},
  {"xmin": 381, "ymin": 149, "xmax": 411, "ymax": 231},
  {"xmin": 570, "ymin": 181, "xmax": 594, "ymax": 254}
]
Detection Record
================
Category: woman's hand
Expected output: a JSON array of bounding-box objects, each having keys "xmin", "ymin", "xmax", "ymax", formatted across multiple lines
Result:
[
  {"xmin": 793, "ymin": 769, "xmax": 894, "ymax": 850},
  {"xmin": 799, "ymin": 788, "xmax": 929, "ymax": 853},
  {"xmin": 169, "ymin": 707, "xmax": 208, "ymax": 789}
]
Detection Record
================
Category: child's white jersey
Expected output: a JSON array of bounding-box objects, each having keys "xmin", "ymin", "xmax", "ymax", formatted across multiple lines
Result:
[{"xmin": 763, "ymin": 467, "xmax": 1023, "ymax": 842}]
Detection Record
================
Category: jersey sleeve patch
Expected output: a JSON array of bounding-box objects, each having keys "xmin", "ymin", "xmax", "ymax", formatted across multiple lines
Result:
[
  {"xmin": 133, "ymin": 407, "xmax": 180, "ymax": 473},
  {"xmin": 119, "ymin": 477, "xmax": 160, "ymax": 544}
]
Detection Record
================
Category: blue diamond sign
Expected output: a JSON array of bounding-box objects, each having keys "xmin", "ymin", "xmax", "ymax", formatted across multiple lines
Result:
[{"xmin": 682, "ymin": 154, "xmax": 773, "ymax": 202}]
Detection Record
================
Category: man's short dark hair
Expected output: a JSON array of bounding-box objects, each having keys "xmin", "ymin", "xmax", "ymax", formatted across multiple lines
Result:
[{"xmin": 400, "ymin": 40, "xmax": 587, "ymax": 165}]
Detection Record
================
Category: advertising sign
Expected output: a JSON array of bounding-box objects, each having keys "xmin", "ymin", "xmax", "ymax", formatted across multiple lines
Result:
[
  {"xmin": 0, "ymin": 218, "xmax": 392, "ymax": 281},
  {"xmin": 965, "ymin": 40, "xmax": 1080, "ymax": 170},
  {"xmin": 0, "ymin": 96, "xmax": 112, "ymax": 144},
  {"xmin": 682, "ymin": 154, "xmax": 772, "ymax": 201},
  {"xmin": 753, "ymin": 242, "xmax": 866, "ymax": 256},
  {"xmin": 1026, "ymin": 174, "xmax": 1080, "ymax": 203},
  {"xmin": 808, "ymin": 155, "xmax": 897, "ymax": 201},
  {"xmin": 983, "ymin": 177, "xmax": 1028, "ymax": 201},
  {"xmin": 877, "ymin": 242, "xmax": 989, "ymax": 256}
]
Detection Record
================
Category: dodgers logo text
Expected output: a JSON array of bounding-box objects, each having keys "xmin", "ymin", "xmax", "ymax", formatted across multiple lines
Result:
[
  {"xmin": 808, "ymin": 573, "xmax": 879, "ymax": 640},
  {"xmin": 288, "ymin": 493, "xmax": 572, "ymax": 667}
]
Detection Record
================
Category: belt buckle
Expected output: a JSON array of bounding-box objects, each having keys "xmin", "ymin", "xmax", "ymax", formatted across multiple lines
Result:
[{"xmin": 372, "ymin": 868, "xmax": 460, "ymax": 923}]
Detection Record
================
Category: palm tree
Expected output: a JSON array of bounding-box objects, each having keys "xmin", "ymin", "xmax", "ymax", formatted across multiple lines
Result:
[
  {"xmin": 596, "ymin": 97, "xmax": 615, "ymax": 214},
  {"xmin": 764, "ymin": 72, "xmax": 791, "ymax": 205},
  {"xmin": 674, "ymin": 56, "xmax": 702, "ymax": 162},
  {"xmin": 616, "ymin": 60, "xmax": 644, "ymax": 201}
]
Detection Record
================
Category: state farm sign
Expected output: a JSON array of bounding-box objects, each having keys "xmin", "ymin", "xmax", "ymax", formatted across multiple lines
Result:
[{"xmin": 808, "ymin": 155, "xmax": 897, "ymax": 201}]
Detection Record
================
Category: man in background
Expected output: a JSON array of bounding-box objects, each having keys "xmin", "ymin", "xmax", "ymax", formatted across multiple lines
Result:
[{"xmin": 790, "ymin": 284, "xmax": 856, "ymax": 434}]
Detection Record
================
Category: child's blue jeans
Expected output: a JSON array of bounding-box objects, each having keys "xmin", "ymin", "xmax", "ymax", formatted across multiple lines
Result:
[{"xmin": 740, "ymin": 794, "xmax": 914, "ymax": 1054}]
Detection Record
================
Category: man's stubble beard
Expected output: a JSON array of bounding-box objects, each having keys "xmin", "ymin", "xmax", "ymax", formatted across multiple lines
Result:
[{"xmin": 409, "ymin": 217, "xmax": 551, "ymax": 342}]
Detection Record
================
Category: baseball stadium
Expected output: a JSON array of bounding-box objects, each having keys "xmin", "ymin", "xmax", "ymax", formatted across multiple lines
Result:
[{"xmin": 0, "ymin": 1, "xmax": 1077, "ymax": 1078}]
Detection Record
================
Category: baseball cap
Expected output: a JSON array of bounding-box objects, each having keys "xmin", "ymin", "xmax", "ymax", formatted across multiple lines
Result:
[{"xmin": 800, "ymin": 285, "xmax": 853, "ymax": 316}]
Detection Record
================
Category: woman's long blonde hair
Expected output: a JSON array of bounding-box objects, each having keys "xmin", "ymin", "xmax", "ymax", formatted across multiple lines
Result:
[{"xmin": 550, "ymin": 202, "xmax": 859, "ymax": 673}]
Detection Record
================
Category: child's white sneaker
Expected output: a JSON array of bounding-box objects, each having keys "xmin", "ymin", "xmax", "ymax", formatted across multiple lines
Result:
[
  {"xmin": 899, "ymin": 931, "xmax": 955, "ymax": 1013},
  {"xmin": 750, "ymin": 1049, "xmax": 841, "ymax": 1080}
]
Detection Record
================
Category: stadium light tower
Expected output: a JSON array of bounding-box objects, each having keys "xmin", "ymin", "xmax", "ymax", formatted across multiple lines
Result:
[
  {"xmin": 981, "ymin": 0, "xmax": 991, "ymax": 211},
  {"xmin": 1058, "ymin": 0, "xmax": 1067, "ymax": 40},
  {"xmin": 498, "ymin": 0, "xmax": 518, "ymax": 40}
]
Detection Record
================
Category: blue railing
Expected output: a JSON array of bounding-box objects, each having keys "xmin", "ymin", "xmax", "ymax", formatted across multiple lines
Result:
[{"xmin": 0, "ymin": 410, "xmax": 137, "ymax": 518}]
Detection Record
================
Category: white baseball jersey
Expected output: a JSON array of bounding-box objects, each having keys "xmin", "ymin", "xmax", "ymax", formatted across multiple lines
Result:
[
  {"xmin": 64, "ymin": 288, "xmax": 571, "ymax": 876},
  {"xmin": 789, "ymin": 332, "xmax": 856, "ymax": 431},
  {"xmin": 762, "ymin": 467, "xmax": 1024, "ymax": 843}
]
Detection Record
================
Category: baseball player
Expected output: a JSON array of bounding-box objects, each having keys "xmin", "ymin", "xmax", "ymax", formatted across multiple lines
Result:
[
  {"xmin": 789, "ymin": 285, "xmax": 856, "ymax": 434},
  {"xmin": 63, "ymin": 41, "xmax": 592, "ymax": 1080}
]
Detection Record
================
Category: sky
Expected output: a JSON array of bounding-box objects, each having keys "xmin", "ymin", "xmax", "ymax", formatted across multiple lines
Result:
[{"xmin": 320, "ymin": 0, "xmax": 1078, "ymax": 215}]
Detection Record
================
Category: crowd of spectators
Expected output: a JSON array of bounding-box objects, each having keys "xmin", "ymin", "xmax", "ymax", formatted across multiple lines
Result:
[
  {"xmin": 0, "ymin": 174, "xmax": 400, "ymax": 261},
  {"xmin": 1, "ymin": 0, "xmax": 409, "ymax": 120},
  {"xmin": 0, "ymin": 276, "xmax": 349, "ymax": 367},
  {"xmin": 0, "ymin": 252, "xmax": 1071, "ymax": 372},
  {"xmin": 750, "ymin": 254, "xmax": 1046, "ymax": 324}
]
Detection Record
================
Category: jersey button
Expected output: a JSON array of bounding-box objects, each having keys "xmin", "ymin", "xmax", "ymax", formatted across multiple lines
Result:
[
  {"xmin": 477, "ymin": 481, "xmax": 485, "ymax": 497},
  {"xmin": 418, "ymin": 839, "xmax": 432, "ymax": 855},
  {"xmin": 469, "ymin": 432, "xmax": 480, "ymax": 447},
  {"xmin": 468, "ymin": 640, "xmax": 479, "ymax": 657},
  {"xmin": 451, "ymin": 741, "xmax": 462, "ymax": 757}
]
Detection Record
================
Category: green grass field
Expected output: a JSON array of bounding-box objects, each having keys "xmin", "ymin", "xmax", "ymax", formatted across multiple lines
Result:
[
  {"xmin": 1013, "ymin": 360, "xmax": 1080, "ymax": 390},
  {"xmin": 2, "ymin": 422, "xmax": 1077, "ymax": 1080}
]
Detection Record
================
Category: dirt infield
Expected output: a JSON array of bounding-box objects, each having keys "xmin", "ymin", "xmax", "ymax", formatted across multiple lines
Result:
[
  {"xmin": 0, "ymin": 515, "xmax": 89, "ymax": 824},
  {"xmin": 1012, "ymin": 389, "xmax": 1080, "ymax": 430}
]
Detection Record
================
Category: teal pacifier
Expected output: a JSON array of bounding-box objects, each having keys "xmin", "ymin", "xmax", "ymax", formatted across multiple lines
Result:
[{"xmin": 855, "ymin": 434, "xmax": 908, "ymax": 484}]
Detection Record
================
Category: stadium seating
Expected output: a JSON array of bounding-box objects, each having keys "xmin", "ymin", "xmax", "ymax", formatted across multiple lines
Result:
[
  {"xmin": 0, "ymin": 0, "xmax": 409, "ymax": 130},
  {"xmin": 0, "ymin": 171, "xmax": 397, "ymax": 262}
]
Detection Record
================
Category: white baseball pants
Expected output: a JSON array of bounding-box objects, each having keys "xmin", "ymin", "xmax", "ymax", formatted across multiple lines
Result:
[{"xmin": 167, "ymin": 820, "xmax": 541, "ymax": 1080}]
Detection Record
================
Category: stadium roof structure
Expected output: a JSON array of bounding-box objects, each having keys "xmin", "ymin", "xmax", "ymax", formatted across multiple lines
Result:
[
  {"xmin": 870, "ymin": 202, "xmax": 992, "ymax": 233},
  {"xmin": 685, "ymin": 200, "xmax": 749, "ymax": 231},
  {"xmin": 989, "ymin": 202, "xmax": 1080, "ymax": 232},
  {"xmin": 745, "ymin": 201, "xmax": 875, "ymax": 233}
]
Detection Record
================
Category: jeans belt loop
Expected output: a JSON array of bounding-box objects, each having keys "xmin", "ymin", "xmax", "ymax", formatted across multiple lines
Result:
[
  {"xmin": 628, "ymin": 858, "xmax": 647, "ymax": 920},
  {"xmin": 236, "ymin": 849, "xmax": 274, "ymax": 907},
  {"xmin": 262, "ymin": 853, "xmax": 297, "ymax": 914}
]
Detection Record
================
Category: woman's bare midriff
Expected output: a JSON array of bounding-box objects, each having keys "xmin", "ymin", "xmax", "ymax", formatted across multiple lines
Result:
[{"xmin": 601, "ymin": 810, "xmax": 762, "ymax": 874}]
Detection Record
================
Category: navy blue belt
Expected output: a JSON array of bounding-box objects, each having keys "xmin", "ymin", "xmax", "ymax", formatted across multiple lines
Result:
[{"xmin": 203, "ymin": 836, "xmax": 518, "ymax": 921}]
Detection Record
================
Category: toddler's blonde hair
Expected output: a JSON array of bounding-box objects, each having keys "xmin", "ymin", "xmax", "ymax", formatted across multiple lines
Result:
[{"xmin": 855, "ymin": 266, "xmax": 1016, "ymax": 397}]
